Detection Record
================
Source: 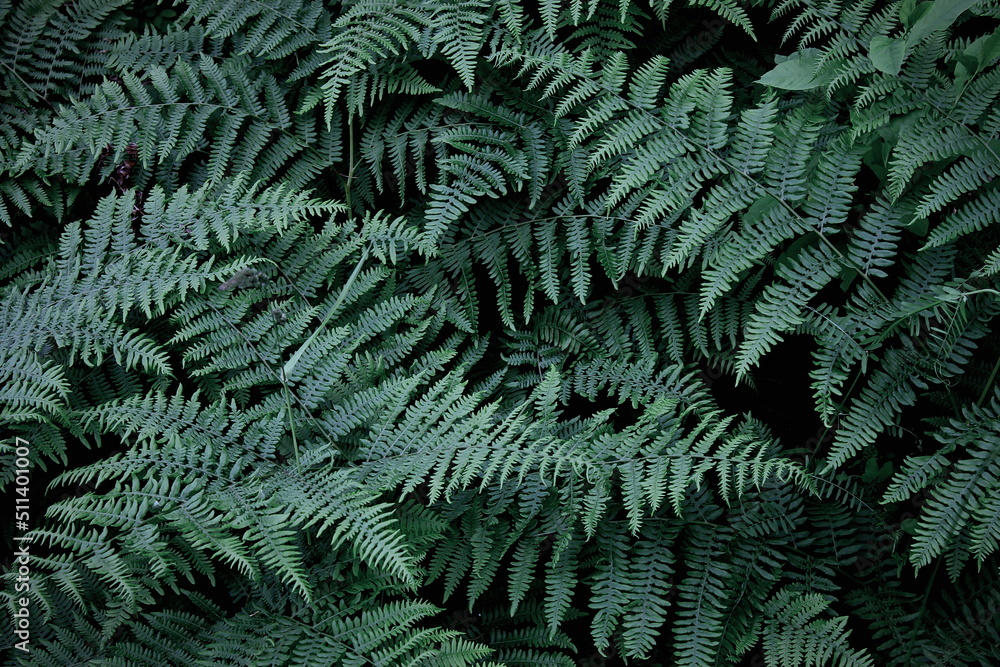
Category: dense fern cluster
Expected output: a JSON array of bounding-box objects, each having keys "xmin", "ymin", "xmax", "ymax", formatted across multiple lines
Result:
[{"xmin": 2, "ymin": 0, "xmax": 1000, "ymax": 664}]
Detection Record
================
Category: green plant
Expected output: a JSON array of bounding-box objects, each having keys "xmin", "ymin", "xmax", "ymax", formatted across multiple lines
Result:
[{"xmin": 2, "ymin": 0, "xmax": 999, "ymax": 664}]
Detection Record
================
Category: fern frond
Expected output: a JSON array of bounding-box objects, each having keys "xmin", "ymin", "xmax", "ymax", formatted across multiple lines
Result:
[
  {"xmin": 762, "ymin": 587, "xmax": 875, "ymax": 667},
  {"xmin": 735, "ymin": 244, "xmax": 841, "ymax": 381},
  {"xmin": 184, "ymin": 0, "xmax": 331, "ymax": 61},
  {"xmin": 884, "ymin": 389, "xmax": 1000, "ymax": 573}
]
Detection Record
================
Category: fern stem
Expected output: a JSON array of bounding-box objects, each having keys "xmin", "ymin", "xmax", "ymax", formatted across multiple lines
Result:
[
  {"xmin": 912, "ymin": 558, "xmax": 942, "ymax": 649},
  {"xmin": 283, "ymin": 246, "xmax": 369, "ymax": 380},
  {"xmin": 720, "ymin": 153, "xmax": 889, "ymax": 302},
  {"xmin": 1, "ymin": 62, "xmax": 51, "ymax": 107},
  {"xmin": 207, "ymin": 299, "xmax": 342, "ymax": 451},
  {"xmin": 900, "ymin": 78, "xmax": 1000, "ymax": 167},
  {"xmin": 977, "ymin": 353, "xmax": 1000, "ymax": 408},
  {"xmin": 345, "ymin": 115, "xmax": 356, "ymax": 212},
  {"xmin": 282, "ymin": 370, "xmax": 300, "ymax": 467},
  {"xmin": 817, "ymin": 363, "xmax": 866, "ymax": 463}
]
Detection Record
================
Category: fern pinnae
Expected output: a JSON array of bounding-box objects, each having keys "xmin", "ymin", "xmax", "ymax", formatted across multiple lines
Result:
[{"xmin": 6, "ymin": 1, "xmax": 1000, "ymax": 663}]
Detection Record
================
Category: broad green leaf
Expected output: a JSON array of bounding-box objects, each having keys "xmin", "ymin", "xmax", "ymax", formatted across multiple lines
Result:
[
  {"xmin": 955, "ymin": 27, "xmax": 1000, "ymax": 86},
  {"xmin": 869, "ymin": 35, "xmax": 907, "ymax": 75},
  {"xmin": 899, "ymin": 0, "xmax": 919, "ymax": 25},
  {"xmin": 908, "ymin": 216, "xmax": 929, "ymax": 237},
  {"xmin": 965, "ymin": 26, "xmax": 1000, "ymax": 68},
  {"xmin": 861, "ymin": 458, "xmax": 880, "ymax": 483},
  {"xmin": 905, "ymin": 0, "xmax": 980, "ymax": 45},
  {"xmin": 757, "ymin": 49, "xmax": 836, "ymax": 90}
]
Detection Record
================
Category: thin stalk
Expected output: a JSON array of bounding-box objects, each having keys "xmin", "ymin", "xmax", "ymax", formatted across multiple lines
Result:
[
  {"xmin": 977, "ymin": 353, "xmax": 1000, "ymax": 408},
  {"xmin": 345, "ymin": 115, "xmax": 356, "ymax": 212},
  {"xmin": 283, "ymin": 246, "xmax": 369, "ymax": 380},
  {"xmin": 282, "ymin": 369, "xmax": 300, "ymax": 467}
]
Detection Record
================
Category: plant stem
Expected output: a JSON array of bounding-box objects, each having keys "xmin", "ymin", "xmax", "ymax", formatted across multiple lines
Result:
[
  {"xmin": 282, "ymin": 369, "xmax": 300, "ymax": 468},
  {"xmin": 977, "ymin": 353, "xmax": 1000, "ymax": 408},
  {"xmin": 345, "ymin": 115, "xmax": 356, "ymax": 212},
  {"xmin": 282, "ymin": 246, "xmax": 369, "ymax": 380}
]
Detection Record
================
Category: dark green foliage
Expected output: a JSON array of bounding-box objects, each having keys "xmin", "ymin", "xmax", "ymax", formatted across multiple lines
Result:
[{"xmin": 2, "ymin": 0, "xmax": 1000, "ymax": 664}]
